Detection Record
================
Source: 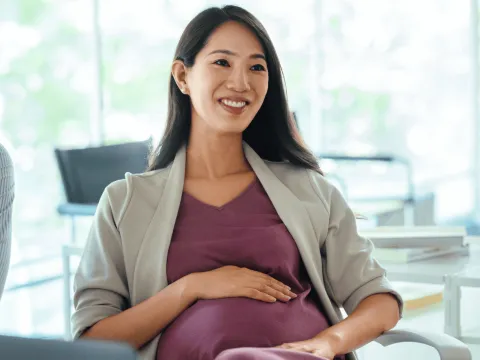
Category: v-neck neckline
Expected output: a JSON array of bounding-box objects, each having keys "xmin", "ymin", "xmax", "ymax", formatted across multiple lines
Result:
[{"xmin": 183, "ymin": 177, "xmax": 258, "ymax": 211}]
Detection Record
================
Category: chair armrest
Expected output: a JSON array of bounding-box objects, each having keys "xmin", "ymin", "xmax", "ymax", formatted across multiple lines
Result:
[
  {"xmin": 57, "ymin": 203, "xmax": 97, "ymax": 216},
  {"xmin": 375, "ymin": 329, "xmax": 471, "ymax": 360}
]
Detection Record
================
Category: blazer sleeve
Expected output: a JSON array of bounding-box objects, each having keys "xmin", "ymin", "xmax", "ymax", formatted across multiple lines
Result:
[
  {"xmin": 320, "ymin": 185, "xmax": 404, "ymax": 316},
  {"xmin": 0, "ymin": 145, "xmax": 14, "ymax": 300},
  {"xmin": 71, "ymin": 179, "xmax": 131, "ymax": 339}
]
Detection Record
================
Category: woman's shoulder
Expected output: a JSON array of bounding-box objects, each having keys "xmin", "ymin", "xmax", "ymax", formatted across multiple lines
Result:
[
  {"xmin": 265, "ymin": 161, "xmax": 335, "ymax": 212},
  {"xmin": 101, "ymin": 167, "xmax": 171, "ymax": 222},
  {"xmin": 105, "ymin": 167, "xmax": 170, "ymax": 194}
]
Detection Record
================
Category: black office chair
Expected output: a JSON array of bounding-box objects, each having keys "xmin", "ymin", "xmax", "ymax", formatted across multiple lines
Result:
[{"xmin": 54, "ymin": 139, "xmax": 151, "ymax": 243}]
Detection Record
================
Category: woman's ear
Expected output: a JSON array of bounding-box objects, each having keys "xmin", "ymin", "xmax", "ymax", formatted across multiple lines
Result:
[{"xmin": 172, "ymin": 60, "xmax": 189, "ymax": 95}]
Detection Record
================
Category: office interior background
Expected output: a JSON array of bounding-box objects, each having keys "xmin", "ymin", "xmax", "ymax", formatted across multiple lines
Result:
[{"xmin": 1, "ymin": 0, "xmax": 480, "ymax": 359}]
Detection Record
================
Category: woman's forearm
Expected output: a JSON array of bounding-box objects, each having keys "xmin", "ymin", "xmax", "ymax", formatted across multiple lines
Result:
[
  {"xmin": 315, "ymin": 293, "xmax": 400, "ymax": 356},
  {"xmin": 82, "ymin": 275, "xmax": 196, "ymax": 350}
]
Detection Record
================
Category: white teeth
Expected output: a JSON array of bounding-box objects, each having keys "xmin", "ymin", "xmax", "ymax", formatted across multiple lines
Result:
[{"xmin": 221, "ymin": 99, "xmax": 246, "ymax": 108}]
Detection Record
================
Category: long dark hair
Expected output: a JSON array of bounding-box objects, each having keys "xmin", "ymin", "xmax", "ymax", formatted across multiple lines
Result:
[{"xmin": 148, "ymin": 5, "xmax": 322, "ymax": 174}]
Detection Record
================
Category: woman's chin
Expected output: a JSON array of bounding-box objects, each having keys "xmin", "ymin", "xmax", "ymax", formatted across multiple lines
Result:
[
  {"xmin": 212, "ymin": 116, "xmax": 254, "ymax": 134},
  {"xmin": 218, "ymin": 122, "xmax": 252, "ymax": 135}
]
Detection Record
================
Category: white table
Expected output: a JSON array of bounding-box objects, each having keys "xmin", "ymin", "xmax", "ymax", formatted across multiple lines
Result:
[
  {"xmin": 384, "ymin": 244, "xmax": 480, "ymax": 342},
  {"xmin": 446, "ymin": 265, "xmax": 480, "ymax": 344},
  {"xmin": 384, "ymin": 245, "xmax": 480, "ymax": 284}
]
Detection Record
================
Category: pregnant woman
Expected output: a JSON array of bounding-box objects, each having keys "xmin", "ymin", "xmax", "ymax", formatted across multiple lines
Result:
[{"xmin": 72, "ymin": 5, "xmax": 402, "ymax": 360}]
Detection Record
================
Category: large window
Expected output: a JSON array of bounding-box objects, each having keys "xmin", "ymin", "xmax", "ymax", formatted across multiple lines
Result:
[
  {"xmin": 317, "ymin": 0, "xmax": 475, "ymax": 220},
  {"xmin": 0, "ymin": 1, "xmax": 94, "ymax": 280}
]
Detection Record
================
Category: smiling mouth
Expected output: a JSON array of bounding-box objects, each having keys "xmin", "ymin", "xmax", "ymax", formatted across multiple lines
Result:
[
  {"xmin": 219, "ymin": 98, "xmax": 249, "ymax": 108},
  {"xmin": 218, "ymin": 98, "xmax": 250, "ymax": 115}
]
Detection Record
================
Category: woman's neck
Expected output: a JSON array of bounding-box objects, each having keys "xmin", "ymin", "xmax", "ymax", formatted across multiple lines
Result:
[{"xmin": 186, "ymin": 132, "xmax": 251, "ymax": 180}]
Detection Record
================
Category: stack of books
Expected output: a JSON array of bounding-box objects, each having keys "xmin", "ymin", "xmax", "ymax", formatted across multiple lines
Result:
[
  {"xmin": 393, "ymin": 282, "xmax": 444, "ymax": 311},
  {"xmin": 359, "ymin": 226, "xmax": 469, "ymax": 263}
]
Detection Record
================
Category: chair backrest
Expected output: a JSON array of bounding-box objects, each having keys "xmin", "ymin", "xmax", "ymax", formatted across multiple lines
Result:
[
  {"xmin": 55, "ymin": 140, "xmax": 150, "ymax": 204},
  {"xmin": 0, "ymin": 335, "xmax": 137, "ymax": 360}
]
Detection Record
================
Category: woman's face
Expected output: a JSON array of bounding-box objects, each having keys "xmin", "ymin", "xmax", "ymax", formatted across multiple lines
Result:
[{"xmin": 174, "ymin": 21, "xmax": 269, "ymax": 136}]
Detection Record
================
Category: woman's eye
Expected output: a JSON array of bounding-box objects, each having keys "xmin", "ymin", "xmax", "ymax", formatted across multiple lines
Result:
[
  {"xmin": 214, "ymin": 59, "xmax": 229, "ymax": 67},
  {"xmin": 251, "ymin": 64, "xmax": 266, "ymax": 72}
]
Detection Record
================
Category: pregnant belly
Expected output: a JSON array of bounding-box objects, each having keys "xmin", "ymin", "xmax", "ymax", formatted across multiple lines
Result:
[{"xmin": 156, "ymin": 296, "xmax": 330, "ymax": 360}]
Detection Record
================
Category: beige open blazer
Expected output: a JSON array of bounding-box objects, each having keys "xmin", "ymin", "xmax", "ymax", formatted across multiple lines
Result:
[{"xmin": 72, "ymin": 143, "xmax": 403, "ymax": 360}]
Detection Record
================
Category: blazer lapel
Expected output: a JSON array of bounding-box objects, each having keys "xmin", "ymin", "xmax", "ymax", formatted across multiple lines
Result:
[
  {"xmin": 132, "ymin": 146, "xmax": 186, "ymax": 304},
  {"xmin": 243, "ymin": 144, "xmax": 321, "ymax": 273}
]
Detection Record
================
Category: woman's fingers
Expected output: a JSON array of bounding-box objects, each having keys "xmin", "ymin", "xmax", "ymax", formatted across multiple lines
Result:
[
  {"xmin": 258, "ymin": 283, "xmax": 292, "ymax": 302},
  {"xmin": 242, "ymin": 283, "xmax": 292, "ymax": 302},
  {"xmin": 268, "ymin": 281, "xmax": 297, "ymax": 299},
  {"xmin": 242, "ymin": 268, "xmax": 296, "ymax": 298},
  {"xmin": 243, "ymin": 288, "xmax": 277, "ymax": 303}
]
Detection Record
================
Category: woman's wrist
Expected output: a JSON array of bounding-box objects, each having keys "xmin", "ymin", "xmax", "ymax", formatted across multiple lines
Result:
[
  {"xmin": 312, "ymin": 329, "xmax": 343, "ymax": 356},
  {"xmin": 177, "ymin": 273, "xmax": 200, "ymax": 304}
]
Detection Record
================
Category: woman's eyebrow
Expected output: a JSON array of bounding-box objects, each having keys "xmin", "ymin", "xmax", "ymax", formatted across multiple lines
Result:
[{"xmin": 207, "ymin": 49, "xmax": 266, "ymax": 60}]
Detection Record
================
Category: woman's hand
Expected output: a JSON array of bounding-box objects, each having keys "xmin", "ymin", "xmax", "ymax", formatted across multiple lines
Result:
[
  {"xmin": 184, "ymin": 265, "xmax": 297, "ymax": 303},
  {"xmin": 276, "ymin": 336, "xmax": 337, "ymax": 360}
]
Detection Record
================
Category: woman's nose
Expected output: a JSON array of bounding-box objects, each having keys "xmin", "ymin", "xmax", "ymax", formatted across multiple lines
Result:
[{"xmin": 226, "ymin": 68, "xmax": 251, "ymax": 92}]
